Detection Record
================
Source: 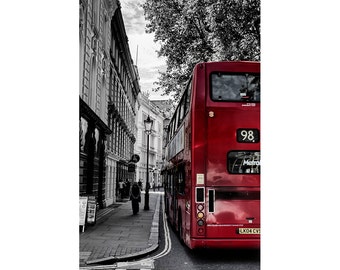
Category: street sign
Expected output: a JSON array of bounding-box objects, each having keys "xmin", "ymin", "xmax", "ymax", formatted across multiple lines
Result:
[
  {"xmin": 128, "ymin": 163, "xmax": 136, "ymax": 172},
  {"xmin": 86, "ymin": 196, "xmax": 97, "ymax": 224},
  {"xmin": 130, "ymin": 154, "xmax": 140, "ymax": 163}
]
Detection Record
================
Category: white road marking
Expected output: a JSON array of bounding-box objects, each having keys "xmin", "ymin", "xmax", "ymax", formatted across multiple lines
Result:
[{"xmin": 138, "ymin": 193, "xmax": 172, "ymax": 263}]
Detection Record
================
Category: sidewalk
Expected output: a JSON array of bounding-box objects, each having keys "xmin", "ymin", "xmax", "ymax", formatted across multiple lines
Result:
[{"xmin": 79, "ymin": 190, "xmax": 162, "ymax": 267}]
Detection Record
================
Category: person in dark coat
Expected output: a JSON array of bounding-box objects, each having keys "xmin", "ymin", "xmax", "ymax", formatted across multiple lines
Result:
[
  {"xmin": 130, "ymin": 182, "xmax": 141, "ymax": 215},
  {"xmin": 138, "ymin": 179, "xmax": 143, "ymax": 190}
]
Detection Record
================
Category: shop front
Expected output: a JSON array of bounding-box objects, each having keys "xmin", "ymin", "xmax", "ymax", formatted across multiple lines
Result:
[{"xmin": 79, "ymin": 98, "xmax": 111, "ymax": 209}]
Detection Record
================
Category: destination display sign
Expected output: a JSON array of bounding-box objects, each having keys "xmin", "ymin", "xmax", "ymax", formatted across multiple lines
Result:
[{"xmin": 236, "ymin": 129, "xmax": 260, "ymax": 143}]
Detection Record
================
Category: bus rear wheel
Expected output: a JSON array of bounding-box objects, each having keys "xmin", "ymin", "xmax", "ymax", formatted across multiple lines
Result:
[{"xmin": 177, "ymin": 214, "xmax": 184, "ymax": 244}]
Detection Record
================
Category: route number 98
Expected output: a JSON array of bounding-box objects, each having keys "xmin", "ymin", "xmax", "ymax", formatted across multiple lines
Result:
[{"xmin": 236, "ymin": 129, "xmax": 260, "ymax": 143}]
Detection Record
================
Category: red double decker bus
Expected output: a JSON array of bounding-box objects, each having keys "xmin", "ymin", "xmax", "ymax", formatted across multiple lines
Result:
[{"xmin": 162, "ymin": 61, "xmax": 260, "ymax": 249}]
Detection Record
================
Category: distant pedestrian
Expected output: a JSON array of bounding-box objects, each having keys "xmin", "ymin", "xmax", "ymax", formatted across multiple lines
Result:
[
  {"xmin": 125, "ymin": 179, "xmax": 131, "ymax": 198},
  {"xmin": 138, "ymin": 179, "xmax": 143, "ymax": 190},
  {"xmin": 130, "ymin": 182, "xmax": 141, "ymax": 215},
  {"xmin": 118, "ymin": 179, "xmax": 124, "ymax": 199}
]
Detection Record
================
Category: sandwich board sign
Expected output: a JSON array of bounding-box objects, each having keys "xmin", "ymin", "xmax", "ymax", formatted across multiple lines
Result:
[
  {"xmin": 86, "ymin": 196, "xmax": 97, "ymax": 224},
  {"xmin": 79, "ymin": 196, "xmax": 88, "ymax": 232}
]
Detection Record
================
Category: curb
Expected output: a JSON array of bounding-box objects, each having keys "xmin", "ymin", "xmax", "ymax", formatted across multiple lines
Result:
[{"xmin": 85, "ymin": 194, "xmax": 161, "ymax": 266}]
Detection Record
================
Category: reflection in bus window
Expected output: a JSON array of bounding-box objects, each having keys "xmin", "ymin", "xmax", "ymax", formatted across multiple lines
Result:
[
  {"xmin": 227, "ymin": 151, "xmax": 260, "ymax": 174},
  {"xmin": 211, "ymin": 73, "xmax": 260, "ymax": 102},
  {"xmin": 177, "ymin": 166, "xmax": 185, "ymax": 195}
]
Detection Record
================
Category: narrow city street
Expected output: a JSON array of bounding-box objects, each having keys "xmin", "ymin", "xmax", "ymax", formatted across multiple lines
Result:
[
  {"xmin": 78, "ymin": 1, "xmax": 261, "ymax": 270},
  {"xmin": 3, "ymin": 1, "xmax": 340, "ymax": 270},
  {"xmin": 80, "ymin": 195, "xmax": 260, "ymax": 270}
]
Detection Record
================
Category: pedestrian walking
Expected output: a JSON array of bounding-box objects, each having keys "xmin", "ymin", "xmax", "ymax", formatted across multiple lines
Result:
[
  {"xmin": 138, "ymin": 179, "xmax": 143, "ymax": 190},
  {"xmin": 130, "ymin": 182, "xmax": 141, "ymax": 215},
  {"xmin": 118, "ymin": 179, "xmax": 124, "ymax": 200},
  {"xmin": 125, "ymin": 179, "xmax": 131, "ymax": 198}
]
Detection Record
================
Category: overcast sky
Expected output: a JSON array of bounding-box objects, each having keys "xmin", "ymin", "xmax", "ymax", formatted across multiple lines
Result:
[{"xmin": 120, "ymin": 0, "xmax": 167, "ymax": 99}]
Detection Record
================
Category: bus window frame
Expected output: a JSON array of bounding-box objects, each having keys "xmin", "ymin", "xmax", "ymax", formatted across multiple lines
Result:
[
  {"xmin": 168, "ymin": 77, "xmax": 193, "ymax": 142},
  {"xmin": 209, "ymin": 72, "xmax": 260, "ymax": 103}
]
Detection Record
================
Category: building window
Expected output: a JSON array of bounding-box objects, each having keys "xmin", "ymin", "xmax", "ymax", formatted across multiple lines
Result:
[
  {"xmin": 89, "ymin": 56, "xmax": 97, "ymax": 108},
  {"xmin": 80, "ymin": 117, "xmax": 88, "ymax": 153},
  {"xmin": 108, "ymin": 114, "xmax": 112, "ymax": 151},
  {"xmin": 92, "ymin": 0, "xmax": 100, "ymax": 30},
  {"xmin": 100, "ymin": 75, "xmax": 106, "ymax": 120},
  {"xmin": 103, "ymin": 16, "xmax": 108, "ymax": 50}
]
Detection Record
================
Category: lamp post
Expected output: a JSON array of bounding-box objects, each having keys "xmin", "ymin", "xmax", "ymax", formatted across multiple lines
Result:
[{"xmin": 144, "ymin": 115, "xmax": 153, "ymax": 210}]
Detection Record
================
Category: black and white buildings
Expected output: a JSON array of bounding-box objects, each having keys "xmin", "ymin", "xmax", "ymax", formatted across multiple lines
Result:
[{"xmin": 79, "ymin": 0, "xmax": 140, "ymax": 208}]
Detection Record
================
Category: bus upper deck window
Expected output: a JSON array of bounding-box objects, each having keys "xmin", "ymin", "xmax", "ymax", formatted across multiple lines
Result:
[{"xmin": 211, "ymin": 73, "xmax": 260, "ymax": 102}]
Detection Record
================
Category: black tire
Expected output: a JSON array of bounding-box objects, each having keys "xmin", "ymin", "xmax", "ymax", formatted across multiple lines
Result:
[{"xmin": 178, "ymin": 214, "xmax": 184, "ymax": 244}]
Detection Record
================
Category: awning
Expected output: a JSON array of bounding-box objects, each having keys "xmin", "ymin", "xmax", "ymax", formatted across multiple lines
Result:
[{"xmin": 80, "ymin": 97, "xmax": 112, "ymax": 135}]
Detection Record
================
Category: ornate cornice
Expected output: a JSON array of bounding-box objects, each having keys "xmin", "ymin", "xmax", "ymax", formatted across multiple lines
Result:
[{"xmin": 104, "ymin": 0, "xmax": 119, "ymax": 18}]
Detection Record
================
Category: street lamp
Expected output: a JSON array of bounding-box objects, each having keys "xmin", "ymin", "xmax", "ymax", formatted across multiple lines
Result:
[{"xmin": 144, "ymin": 115, "xmax": 153, "ymax": 210}]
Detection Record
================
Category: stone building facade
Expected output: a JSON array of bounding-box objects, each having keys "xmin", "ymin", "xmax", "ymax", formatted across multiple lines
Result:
[
  {"xmin": 134, "ymin": 94, "xmax": 171, "ymax": 190},
  {"xmin": 79, "ymin": 0, "xmax": 140, "ymax": 208},
  {"xmin": 106, "ymin": 4, "xmax": 140, "ymax": 205}
]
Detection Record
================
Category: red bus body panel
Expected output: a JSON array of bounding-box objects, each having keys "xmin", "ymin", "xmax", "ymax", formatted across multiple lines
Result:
[{"xmin": 165, "ymin": 61, "xmax": 260, "ymax": 249}]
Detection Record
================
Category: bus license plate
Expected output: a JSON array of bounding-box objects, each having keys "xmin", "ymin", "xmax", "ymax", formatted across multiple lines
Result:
[{"xmin": 238, "ymin": 228, "xmax": 260, "ymax": 234}]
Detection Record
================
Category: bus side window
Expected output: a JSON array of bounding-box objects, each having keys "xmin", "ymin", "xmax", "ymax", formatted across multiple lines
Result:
[
  {"xmin": 178, "ymin": 166, "xmax": 185, "ymax": 195},
  {"xmin": 170, "ymin": 173, "xmax": 174, "ymax": 196},
  {"xmin": 171, "ymin": 119, "xmax": 175, "ymax": 138},
  {"xmin": 167, "ymin": 123, "xmax": 172, "ymax": 143},
  {"xmin": 185, "ymin": 79, "xmax": 192, "ymax": 115},
  {"xmin": 174, "ymin": 109, "xmax": 179, "ymax": 131},
  {"xmin": 178, "ymin": 97, "xmax": 185, "ymax": 128}
]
